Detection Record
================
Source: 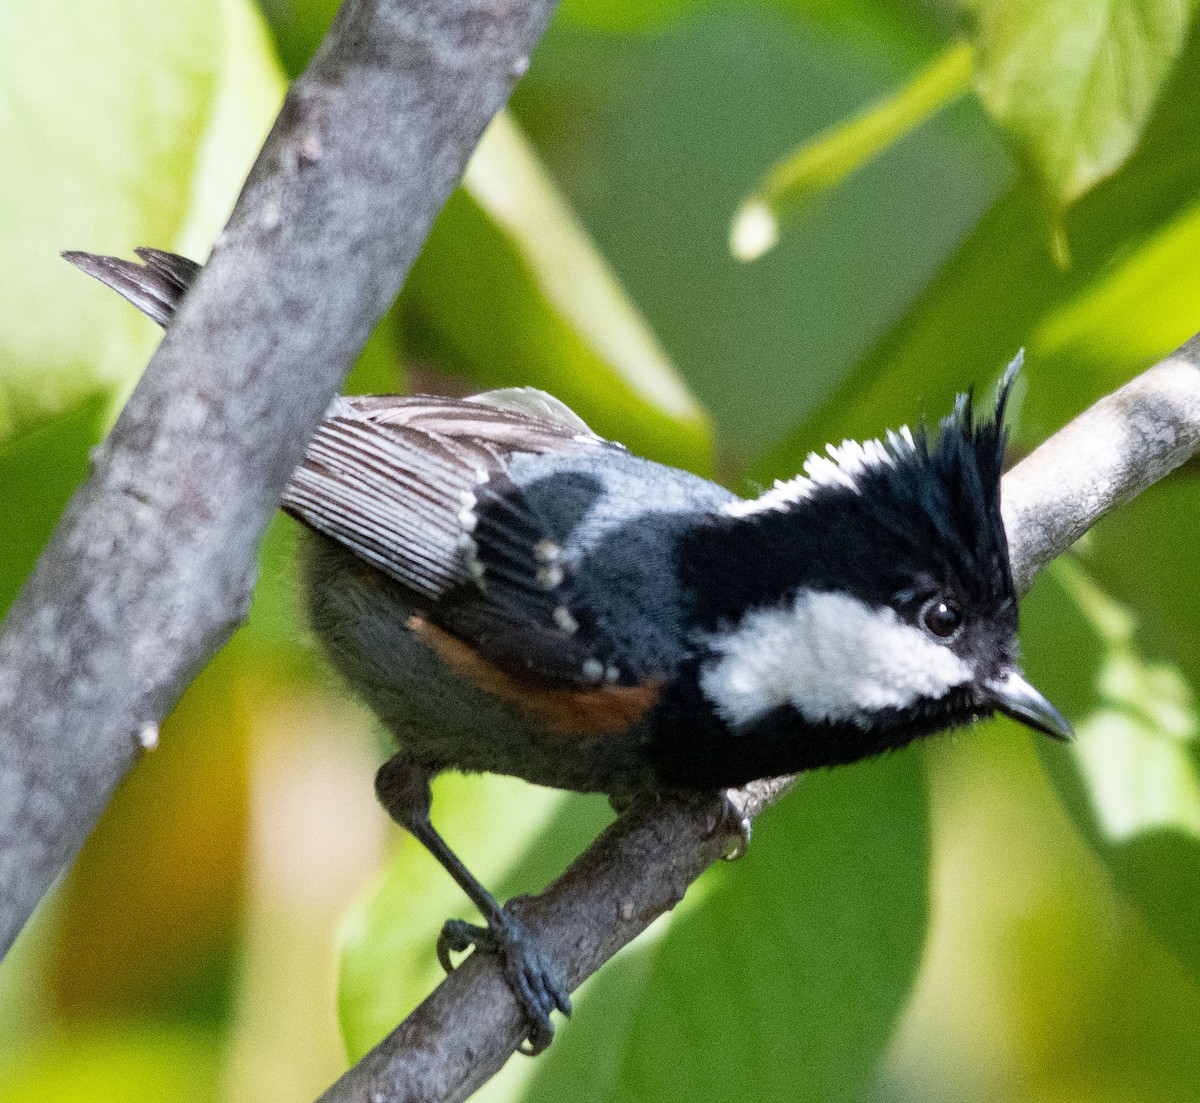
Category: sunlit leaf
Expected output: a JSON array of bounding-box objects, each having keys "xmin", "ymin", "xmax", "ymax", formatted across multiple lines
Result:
[
  {"xmin": 732, "ymin": 42, "xmax": 973, "ymax": 261},
  {"xmin": 1032, "ymin": 191, "xmax": 1200, "ymax": 369},
  {"xmin": 0, "ymin": 1027, "xmax": 220, "ymax": 1103},
  {"xmin": 1023, "ymin": 558, "xmax": 1200, "ymax": 978},
  {"xmin": 966, "ymin": 0, "xmax": 1191, "ymax": 211},
  {"xmin": 0, "ymin": 0, "xmax": 283, "ymax": 443}
]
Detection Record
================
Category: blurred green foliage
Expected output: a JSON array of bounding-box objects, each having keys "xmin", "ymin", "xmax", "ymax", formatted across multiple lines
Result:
[
  {"xmin": 966, "ymin": 0, "xmax": 1191, "ymax": 221},
  {"xmin": 1, "ymin": 1, "xmax": 1199, "ymax": 1102}
]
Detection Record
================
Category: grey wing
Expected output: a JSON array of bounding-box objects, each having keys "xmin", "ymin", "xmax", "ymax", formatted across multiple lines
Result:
[{"xmin": 282, "ymin": 393, "xmax": 622, "ymax": 685}]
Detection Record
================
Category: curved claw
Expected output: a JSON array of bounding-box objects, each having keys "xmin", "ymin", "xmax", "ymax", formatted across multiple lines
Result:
[
  {"xmin": 435, "ymin": 912, "xmax": 571, "ymax": 1055},
  {"xmin": 437, "ymin": 918, "xmax": 493, "ymax": 974},
  {"xmin": 712, "ymin": 789, "xmax": 753, "ymax": 861}
]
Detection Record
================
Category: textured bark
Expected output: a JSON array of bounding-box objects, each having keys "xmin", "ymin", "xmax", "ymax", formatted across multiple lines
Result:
[{"xmin": 1002, "ymin": 334, "xmax": 1200, "ymax": 595}]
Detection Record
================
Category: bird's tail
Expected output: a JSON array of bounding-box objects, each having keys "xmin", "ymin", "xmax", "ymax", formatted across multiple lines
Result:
[{"xmin": 61, "ymin": 247, "xmax": 200, "ymax": 328}]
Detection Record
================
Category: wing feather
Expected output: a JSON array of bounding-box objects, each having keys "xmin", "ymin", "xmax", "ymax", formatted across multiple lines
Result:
[{"xmin": 282, "ymin": 393, "xmax": 609, "ymax": 663}]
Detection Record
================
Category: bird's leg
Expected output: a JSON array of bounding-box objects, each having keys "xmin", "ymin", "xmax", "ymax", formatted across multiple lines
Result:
[{"xmin": 374, "ymin": 754, "xmax": 572, "ymax": 1054}]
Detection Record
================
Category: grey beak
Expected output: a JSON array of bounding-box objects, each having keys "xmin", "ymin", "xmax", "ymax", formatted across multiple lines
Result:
[{"xmin": 984, "ymin": 669, "xmax": 1073, "ymax": 741}]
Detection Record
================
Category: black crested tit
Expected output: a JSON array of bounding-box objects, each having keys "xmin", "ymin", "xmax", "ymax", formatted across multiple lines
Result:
[{"xmin": 65, "ymin": 247, "xmax": 1072, "ymax": 1054}]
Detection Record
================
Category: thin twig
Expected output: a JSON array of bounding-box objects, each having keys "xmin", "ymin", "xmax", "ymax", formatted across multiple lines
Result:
[
  {"xmin": 0, "ymin": 0, "xmax": 559, "ymax": 958},
  {"xmin": 315, "ymin": 336, "xmax": 1200, "ymax": 1103}
]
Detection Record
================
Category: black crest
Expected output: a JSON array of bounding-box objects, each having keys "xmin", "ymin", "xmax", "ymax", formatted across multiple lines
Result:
[
  {"xmin": 682, "ymin": 351, "xmax": 1024, "ymax": 627},
  {"xmin": 889, "ymin": 348, "xmax": 1021, "ymax": 599}
]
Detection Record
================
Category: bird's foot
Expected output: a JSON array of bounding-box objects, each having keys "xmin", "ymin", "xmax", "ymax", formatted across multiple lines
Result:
[{"xmin": 437, "ymin": 910, "xmax": 571, "ymax": 1055}]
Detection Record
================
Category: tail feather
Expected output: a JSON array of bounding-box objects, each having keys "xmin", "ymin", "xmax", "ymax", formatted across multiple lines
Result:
[{"xmin": 62, "ymin": 247, "xmax": 201, "ymax": 328}]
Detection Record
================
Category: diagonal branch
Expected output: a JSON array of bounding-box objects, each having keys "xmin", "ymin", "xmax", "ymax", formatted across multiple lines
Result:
[
  {"xmin": 1001, "ymin": 333, "xmax": 1200, "ymax": 595},
  {"xmin": 316, "ymin": 337, "xmax": 1200, "ymax": 1103},
  {"xmin": 0, "ymin": 0, "xmax": 559, "ymax": 959}
]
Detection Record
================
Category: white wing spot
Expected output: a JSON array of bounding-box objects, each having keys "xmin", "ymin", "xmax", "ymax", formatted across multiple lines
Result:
[
  {"xmin": 536, "ymin": 564, "xmax": 565, "ymax": 589},
  {"xmin": 582, "ymin": 658, "xmax": 605, "ymax": 682},
  {"xmin": 553, "ymin": 606, "xmax": 579, "ymax": 635},
  {"xmin": 457, "ymin": 491, "xmax": 478, "ymax": 531},
  {"xmin": 457, "ymin": 532, "xmax": 487, "ymax": 588}
]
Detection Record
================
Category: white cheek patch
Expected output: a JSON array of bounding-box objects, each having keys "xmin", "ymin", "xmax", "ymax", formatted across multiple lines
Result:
[{"xmin": 700, "ymin": 590, "xmax": 973, "ymax": 729}]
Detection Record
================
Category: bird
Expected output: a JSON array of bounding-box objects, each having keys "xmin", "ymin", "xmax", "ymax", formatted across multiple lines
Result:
[{"xmin": 65, "ymin": 246, "xmax": 1072, "ymax": 1053}]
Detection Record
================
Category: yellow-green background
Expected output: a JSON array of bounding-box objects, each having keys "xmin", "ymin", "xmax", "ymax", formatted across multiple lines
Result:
[{"xmin": 2, "ymin": 1, "xmax": 1199, "ymax": 1100}]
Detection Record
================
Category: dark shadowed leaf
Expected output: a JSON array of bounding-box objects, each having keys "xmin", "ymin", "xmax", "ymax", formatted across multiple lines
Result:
[{"xmin": 520, "ymin": 753, "xmax": 930, "ymax": 1103}]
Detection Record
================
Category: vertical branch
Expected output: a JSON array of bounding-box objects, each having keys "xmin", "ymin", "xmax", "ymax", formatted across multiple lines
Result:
[{"xmin": 0, "ymin": 0, "xmax": 559, "ymax": 957}]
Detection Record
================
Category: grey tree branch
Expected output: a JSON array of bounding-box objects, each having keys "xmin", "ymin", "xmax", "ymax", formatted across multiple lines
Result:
[
  {"xmin": 317, "ymin": 336, "xmax": 1200, "ymax": 1103},
  {"xmin": 1002, "ymin": 332, "xmax": 1200, "ymax": 595},
  {"xmin": 0, "ymin": 0, "xmax": 559, "ymax": 958}
]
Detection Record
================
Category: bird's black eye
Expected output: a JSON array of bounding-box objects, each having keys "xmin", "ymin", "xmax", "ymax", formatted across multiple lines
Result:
[{"xmin": 920, "ymin": 597, "xmax": 963, "ymax": 640}]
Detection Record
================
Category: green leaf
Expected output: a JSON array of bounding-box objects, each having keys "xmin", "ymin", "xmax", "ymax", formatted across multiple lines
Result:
[
  {"xmin": 557, "ymin": 0, "xmax": 701, "ymax": 32},
  {"xmin": 0, "ymin": 400, "xmax": 106, "ymax": 617},
  {"xmin": 558, "ymin": 0, "xmax": 945, "ymax": 45},
  {"xmin": 751, "ymin": 30, "xmax": 1200, "ymax": 489},
  {"xmin": 0, "ymin": 1027, "xmax": 220, "ymax": 1103},
  {"xmin": 522, "ymin": 754, "xmax": 930, "ymax": 1103},
  {"xmin": 401, "ymin": 113, "xmax": 713, "ymax": 474},
  {"xmin": 254, "ymin": 0, "xmax": 342, "ymax": 77},
  {"xmin": 1022, "ymin": 558, "xmax": 1200, "ymax": 978},
  {"xmin": 1032, "ymin": 189, "xmax": 1200, "ymax": 371},
  {"xmin": 732, "ymin": 42, "xmax": 974, "ymax": 261},
  {"xmin": 0, "ymin": 0, "xmax": 283, "ymax": 443},
  {"xmin": 511, "ymin": 9, "xmax": 1008, "ymax": 462},
  {"xmin": 966, "ymin": 0, "xmax": 1191, "ymax": 211},
  {"xmin": 339, "ymin": 752, "xmax": 928, "ymax": 1102}
]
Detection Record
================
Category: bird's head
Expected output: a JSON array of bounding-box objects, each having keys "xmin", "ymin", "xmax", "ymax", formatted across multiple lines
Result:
[{"xmin": 686, "ymin": 352, "xmax": 1070, "ymax": 765}]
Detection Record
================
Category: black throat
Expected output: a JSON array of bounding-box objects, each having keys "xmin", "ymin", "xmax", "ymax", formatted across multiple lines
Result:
[{"xmin": 645, "ymin": 672, "xmax": 987, "ymax": 791}]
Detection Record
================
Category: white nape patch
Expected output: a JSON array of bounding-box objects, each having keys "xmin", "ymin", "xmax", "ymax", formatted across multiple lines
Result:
[
  {"xmin": 700, "ymin": 589, "xmax": 972, "ymax": 729},
  {"xmin": 724, "ymin": 425, "xmax": 916, "ymax": 517}
]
